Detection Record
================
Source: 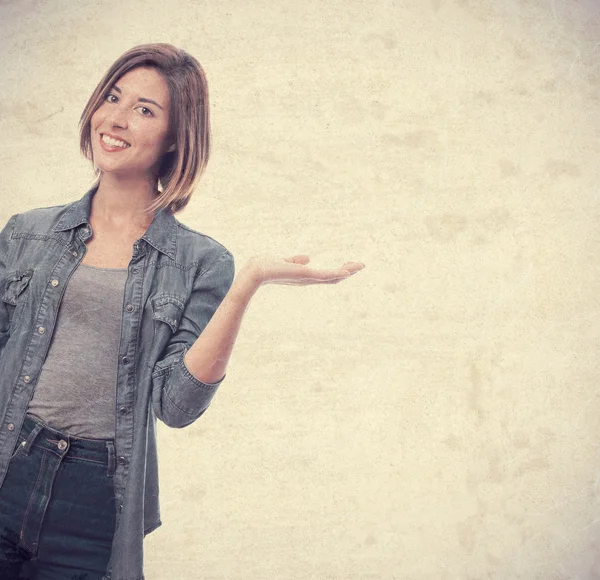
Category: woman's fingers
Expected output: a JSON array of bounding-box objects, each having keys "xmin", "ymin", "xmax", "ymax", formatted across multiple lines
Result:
[
  {"xmin": 293, "ymin": 267, "xmax": 353, "ymax": 283},
  {"xmin": 282, "ymin": 261, "xmax": 365, "ymax": 283},
  {"xmin": 283, "ymin": 255, "xmax": 311, "ymax": 265},
  {"xmin": 340, "ymin": 261, "xmax": 365, "ymax": 274},
  {"xmin": 283, "ymin": 257, "xmax": 364, "ymax": 272}
]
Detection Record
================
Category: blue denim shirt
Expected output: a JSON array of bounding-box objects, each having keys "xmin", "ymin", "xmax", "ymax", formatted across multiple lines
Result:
[{"xmin": 0, "ymin": 185, "xmax": 235, "ymax": 580}]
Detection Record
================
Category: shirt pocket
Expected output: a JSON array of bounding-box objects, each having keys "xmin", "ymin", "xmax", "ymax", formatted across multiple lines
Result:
[
  {"xmin": 1, "ymin": 269, "xmax": 34, "ymax": 332},
  {"xmin": 152, "ymin": 295, "xmax": 186, "ymax": 333},
  {"xmin": 149, "ymin": 295, "xmax": 187, "ymax": 369},
  {"xmin": 2, "ymin": 269, "xmax": 34, "ymax": 306}
]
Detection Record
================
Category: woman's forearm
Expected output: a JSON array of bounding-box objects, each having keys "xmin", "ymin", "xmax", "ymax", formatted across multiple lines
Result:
[
  {"xmin": 183, "ymin": 263, "xmax": 261, "ymax": 385},
  {"xmin": 182, "ymin": 253, "xmax": 363, "ymax": 385}
]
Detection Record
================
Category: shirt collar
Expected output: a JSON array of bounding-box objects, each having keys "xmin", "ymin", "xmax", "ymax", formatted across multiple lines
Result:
[
  {"xmin": 53, "ymin": 184, "xmax": 177, "ymax": 260},
  {"xmin": 141, "ymin": 208, "xmax": 177, "ymax": 260},
  {"xmin": 53, "ymin": 185, "xmax": 96, "ymax": 232}
]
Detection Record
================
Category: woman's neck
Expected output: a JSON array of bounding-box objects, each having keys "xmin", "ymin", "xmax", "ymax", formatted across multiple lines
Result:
[{"xmin": 91, "ymin": 174, "xmax": 157, "ymax": 230}]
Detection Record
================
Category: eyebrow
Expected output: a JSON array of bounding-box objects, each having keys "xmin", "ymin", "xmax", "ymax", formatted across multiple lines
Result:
[{"xmin": 111, "ymin": 84, "xmax": 164, "ymax": 111}]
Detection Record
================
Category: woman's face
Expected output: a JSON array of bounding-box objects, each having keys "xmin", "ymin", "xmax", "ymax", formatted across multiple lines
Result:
[{"xmin": 90, "ymin": 66, "xmax": 172, "ymax": 180}]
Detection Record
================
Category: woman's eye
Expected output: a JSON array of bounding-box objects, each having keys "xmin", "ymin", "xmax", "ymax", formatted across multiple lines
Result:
[
  {"xmin": 106, "ymin": 93, "xmax": 118, "ymax": 103},
  {"xmin": 138, "ymin": 107, "xmax": 153, "ymax": 117}
]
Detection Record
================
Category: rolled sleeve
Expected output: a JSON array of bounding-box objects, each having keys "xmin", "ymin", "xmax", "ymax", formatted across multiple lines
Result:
[{"xmin": 151, "ymin": 248, "xmax": 235, "ymax": 428}]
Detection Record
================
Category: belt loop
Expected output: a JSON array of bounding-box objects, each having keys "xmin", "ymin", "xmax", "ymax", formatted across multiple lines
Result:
[
  {"xmin": 22, "ymin": 423, "xmax": 43, "ymax": 455},
  {"xmin": 106, "ymin": 440, "xmax": 116, "ymax": 477}
]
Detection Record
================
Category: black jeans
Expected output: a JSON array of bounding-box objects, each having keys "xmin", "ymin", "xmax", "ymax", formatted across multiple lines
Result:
[{"xmin": 0, "ymin": 414, "xmax": 117, "ymax": 580}]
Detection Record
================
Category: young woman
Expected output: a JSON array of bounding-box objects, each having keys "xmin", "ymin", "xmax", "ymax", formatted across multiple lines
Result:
[{"xmin": 0, "ymin": 43, "xmax": 364, "ymax": 580}]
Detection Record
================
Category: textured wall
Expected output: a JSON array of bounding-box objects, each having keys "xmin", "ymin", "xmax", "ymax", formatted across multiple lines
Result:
[{"xmin": 1, "ymin": 1, "xmax": 600, "ymax": 578}]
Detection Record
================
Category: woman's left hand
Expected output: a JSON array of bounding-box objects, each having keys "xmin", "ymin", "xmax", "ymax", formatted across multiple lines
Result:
[{"xmin": 242, "ymin": 255, "xmax": 365, "ymax": 287}]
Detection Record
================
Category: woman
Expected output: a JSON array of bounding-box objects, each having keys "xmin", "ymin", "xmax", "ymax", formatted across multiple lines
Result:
[{"xmin": 0, "ymin": 43, "xmax": 364, "ymax": 580}]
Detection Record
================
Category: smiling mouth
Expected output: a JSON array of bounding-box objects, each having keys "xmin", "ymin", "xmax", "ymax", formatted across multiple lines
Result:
[{"xmin": 100, "ymin": 133, "xmax": 131, "ymax": 148}]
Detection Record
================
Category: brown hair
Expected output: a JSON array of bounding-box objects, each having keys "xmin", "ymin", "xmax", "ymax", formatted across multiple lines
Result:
[{"xmin": 79, "ymin": 43, "xmax": 210, "ymax": 214}]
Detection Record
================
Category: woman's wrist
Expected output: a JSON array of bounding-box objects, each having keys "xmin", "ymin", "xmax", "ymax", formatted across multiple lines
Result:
[{"xmin": 228, "ymin": 260, "xmax": 263, "ymax": 304}]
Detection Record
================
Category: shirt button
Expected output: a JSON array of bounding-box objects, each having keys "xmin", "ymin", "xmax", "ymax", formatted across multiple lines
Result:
[
  {"xmin": 117, "ymin": 456, "xmax": 127, "ymax": 465},
  {"xmin": 125, "ymin": 304, "xmax": 134, "ymax": 313},
  {"xmin": 24, "ymin": 375, "xmax": 31, "ymax": 383},
  {"xmin": 119, "ymin": 406, "xmax": 130, "ymax": 415},
  {"xmin": 72, "ymin": 251, "xmax": 78, "ymax": 258},
  {"xmin": 132, "ymin": 267, "xmax": 139, "ymax": 274},
  {"xmin": 50, "ymin": 279, "xmax": 59, "ymax": 287},
  {"xmin": 7, "ymin": 423, "xmax": 14, "ymax": 431},
  {"xmin": 38, "ymin": 327, "xmax": 45, "ymax": 334},
  {"xmin": 57, "ymin": 440, "xmax": 68, "ymax": 451},
  {"xmin": 118, "ymin": 504, "xmax": 123, "ymax": 513},
  {"xmin": 121, "ymin": 356, "xmax": 130, "ymax": 365}
]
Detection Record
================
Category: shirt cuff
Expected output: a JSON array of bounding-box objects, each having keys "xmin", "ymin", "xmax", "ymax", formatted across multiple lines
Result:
[
  {"xmin": 159, "ymin": 353, "xmax": 225, "ymax": 420},
  {"xmin": 179, "ymin": 352, "xmax": 226, "ymax": 390}
]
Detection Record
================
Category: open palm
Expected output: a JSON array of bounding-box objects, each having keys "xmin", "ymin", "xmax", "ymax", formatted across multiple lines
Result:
[{"xmin": 246, "ymin": 255, "xmax": 365, "ymax": 286}]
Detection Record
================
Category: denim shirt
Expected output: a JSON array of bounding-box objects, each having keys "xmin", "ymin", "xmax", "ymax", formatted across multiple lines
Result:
[{"xmin": 0, "ymin": 185, "xmax": 235, "ymax": 580}]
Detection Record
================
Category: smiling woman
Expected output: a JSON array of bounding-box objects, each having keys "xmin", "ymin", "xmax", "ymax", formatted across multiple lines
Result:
[
  {"xmin": 92, "ymin": 68, "xmax": 171, "ymax": 192},
  {"xmin": 79, "ymin": 43, "xmax": 211, "ymax": 216},
  {"xmin": 0, "ymin": 43, "xmax": 364, "ymax": 580}
]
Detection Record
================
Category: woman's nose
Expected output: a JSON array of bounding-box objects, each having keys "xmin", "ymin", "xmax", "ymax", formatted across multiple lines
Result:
[{"xmin": 106, "ymin": 105, "xmax": 129, "ymax": 129}]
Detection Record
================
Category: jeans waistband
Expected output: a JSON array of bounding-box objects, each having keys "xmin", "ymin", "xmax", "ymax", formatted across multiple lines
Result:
[{"xmin": 19, "ymin": 414, "xmax": 115, "ymax": 468}]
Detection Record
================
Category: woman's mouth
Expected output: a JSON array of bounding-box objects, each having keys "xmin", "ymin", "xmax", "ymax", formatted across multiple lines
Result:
[{"xmin": 100, "ymin": 133, "xmax": 131, "ymax": 151}]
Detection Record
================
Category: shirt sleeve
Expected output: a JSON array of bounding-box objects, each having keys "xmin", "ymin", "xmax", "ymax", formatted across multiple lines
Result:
[
  {"xmin": 0, "ymin": 215, "xmax": 17, "ymax": 351},
  {"xmin": 151, "ymin": 248, "xmax": 235, "ymax": 428}
]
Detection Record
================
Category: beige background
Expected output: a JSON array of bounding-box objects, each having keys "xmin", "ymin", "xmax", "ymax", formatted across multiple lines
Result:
[{"xmin": 2, "ymin": 0, "xmax": 600, "ymax": 578}]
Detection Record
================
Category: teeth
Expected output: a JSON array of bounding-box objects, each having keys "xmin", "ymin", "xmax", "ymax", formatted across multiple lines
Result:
[{"xmin": 101, "ymin": 134, "xmax": 130, "ymax": 148}]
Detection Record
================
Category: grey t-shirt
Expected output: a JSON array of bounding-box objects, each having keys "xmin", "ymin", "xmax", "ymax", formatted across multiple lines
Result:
[{"xmin": 26, "ymin": 262, "xmax": 128, "ymax": 438}]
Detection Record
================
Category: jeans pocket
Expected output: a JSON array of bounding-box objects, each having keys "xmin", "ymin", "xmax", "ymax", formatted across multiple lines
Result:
[{"xmin": 9, "ymin": 437, "xmax": 27, "ymax": 462}]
